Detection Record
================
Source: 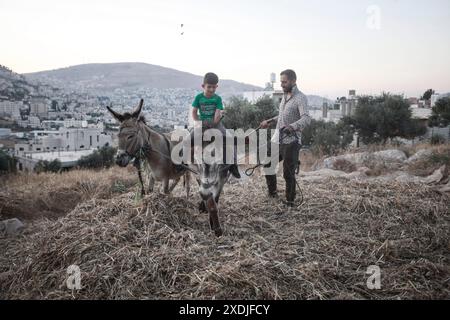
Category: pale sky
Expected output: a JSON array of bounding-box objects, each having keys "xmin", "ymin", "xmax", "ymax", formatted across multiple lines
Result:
[{"xmin": 1, "ymin": 0, "xmax": 449, "ymax": 98}]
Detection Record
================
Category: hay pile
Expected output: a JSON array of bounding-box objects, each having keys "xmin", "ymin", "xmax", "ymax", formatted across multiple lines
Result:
[{"xmin": 0, "ymin": 175, "xmax": 449, "ymax": 299}]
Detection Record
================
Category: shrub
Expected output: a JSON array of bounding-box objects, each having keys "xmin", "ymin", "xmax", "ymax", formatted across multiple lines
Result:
[
  {"xmin": 35, "ymin": 159, "xmax": 62, "ymax": 173},
  {"xmin": 430, "ymin": 134, "xmax": 446, "ymax": 145},
  {"xmin": 77, "ymin": 146, "xmax": 117, "ymax": 169}
]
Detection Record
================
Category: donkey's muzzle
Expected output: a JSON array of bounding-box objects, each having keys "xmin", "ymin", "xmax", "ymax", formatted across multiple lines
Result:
[{"xmin": 115, "ymin": 152, "xmax": 132, "ymax": 167}]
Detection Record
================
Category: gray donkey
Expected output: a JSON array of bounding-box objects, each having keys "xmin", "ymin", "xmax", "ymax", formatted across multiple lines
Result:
[{"xmin": 107, "ymin": 99, "xmax": 190, "ymax": 197}]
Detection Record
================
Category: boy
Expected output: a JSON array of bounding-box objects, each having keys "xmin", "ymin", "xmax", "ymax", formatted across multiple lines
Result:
[
  {"xmin": 189, "ymin": 72, "xmax": 240, "ymax": 178},
  {"xmin": 191, "ymin": 72, "xmax": 224, "ymax": 131}
]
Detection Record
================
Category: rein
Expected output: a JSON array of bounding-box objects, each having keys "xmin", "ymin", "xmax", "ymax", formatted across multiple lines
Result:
[{"xmin": 130, "ymin": 124, "xmax": 200, "ymax": 176}]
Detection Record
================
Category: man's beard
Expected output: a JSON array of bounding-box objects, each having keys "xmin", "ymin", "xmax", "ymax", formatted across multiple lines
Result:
[{"xmin": 282, "ymin": 84, "xmax": 294, "ymax": 93}]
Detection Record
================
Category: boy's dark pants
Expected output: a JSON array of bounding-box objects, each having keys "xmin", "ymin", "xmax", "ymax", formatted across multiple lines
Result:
[{"xmin": 264, "ymin": 142, "xmax": 301, "ymax": 202}]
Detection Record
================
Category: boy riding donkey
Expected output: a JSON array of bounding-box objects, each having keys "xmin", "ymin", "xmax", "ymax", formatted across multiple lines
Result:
[{"xmin": 176, "ymin": 72, "xmax": 240, "ymax": 178}]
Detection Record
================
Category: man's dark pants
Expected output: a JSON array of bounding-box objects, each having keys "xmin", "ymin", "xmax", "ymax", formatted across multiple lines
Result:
[{"xmin": 264, "ymin": 142, "xmax": 301, "ymax": 202}]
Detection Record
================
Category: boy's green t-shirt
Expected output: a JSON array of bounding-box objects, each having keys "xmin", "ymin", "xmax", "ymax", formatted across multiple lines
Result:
[{"xmin": 192, "ymin": 93, "xmax": 223, "ymax": 121}]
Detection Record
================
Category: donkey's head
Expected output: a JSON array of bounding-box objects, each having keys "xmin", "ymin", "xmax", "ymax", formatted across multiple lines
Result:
[{"xmin": 106, "ymin": 99, "xmax": 145, "ymax": 167}]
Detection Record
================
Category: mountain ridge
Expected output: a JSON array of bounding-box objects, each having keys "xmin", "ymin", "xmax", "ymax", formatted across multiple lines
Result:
[{"xmin": 25, "ymin": 62, "xmax": 263, "ymax": 94}]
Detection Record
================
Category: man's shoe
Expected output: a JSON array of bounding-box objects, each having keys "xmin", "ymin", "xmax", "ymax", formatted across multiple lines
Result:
[
  {"xmin": 284, "ymin": 200, "xmax": 295, "ymax": 207},
  {"xmin": 268, "ymin": 192, "xmax": 278, "ymax": 198}
]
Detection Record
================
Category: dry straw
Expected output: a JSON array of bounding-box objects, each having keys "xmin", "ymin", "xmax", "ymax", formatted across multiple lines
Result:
[{"xmin": 1, "ymin": 174, "xmax": 449, "ymax": 299}]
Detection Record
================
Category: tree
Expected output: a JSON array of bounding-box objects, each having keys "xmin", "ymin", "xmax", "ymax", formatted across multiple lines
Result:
[
  {"xmin": 0, "ymin": 150, "xmax": 16, "ymax": 173},
  {"xmin": 352, "ymin": 94, "xmax": 425, "ymax": 144},
  {"xmin": 222, "ymin": 96, "xmax": 274, "ymax": 130},
  {"xmin": 422, "ymin": 89, "xmax": 435, "ymax": 101},
  {"xmin": 429, "ymin": 97, "xmax": 450, "ymax": 127},
  {"xmin": 35, "ymin": 159, "xmax": 62, "ymax": 173},
  {"xmin": 77, "ymin": 146, "xmax": 117, "ymax": 169},
  {"xmin": 302, "ymin": 119, "xmax": 354, "ymax": 155}
]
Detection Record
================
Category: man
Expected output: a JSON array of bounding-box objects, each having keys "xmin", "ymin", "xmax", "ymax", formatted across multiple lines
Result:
[{"xmin": 260, "ymin": 69, "xmax": 311, "ymax": 206}]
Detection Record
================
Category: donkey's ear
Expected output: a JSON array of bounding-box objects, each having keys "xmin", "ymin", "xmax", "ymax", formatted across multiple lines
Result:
[
  {"xmin": 131, "ymin": 99, "xmax": 144, "ymax": 118},
  {"xmin": 106, "ymin": 105, "xmax": 124, "ymax": 122}
]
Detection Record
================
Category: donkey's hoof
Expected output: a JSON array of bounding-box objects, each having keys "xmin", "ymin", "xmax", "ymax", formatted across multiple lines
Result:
[
  {"xmin": 214, "ymin": 228, "xmax": 223, "ymax": 237},
  {"xmin": 198, "ymin": 201, "xmax": 207, "ymax": 213}
]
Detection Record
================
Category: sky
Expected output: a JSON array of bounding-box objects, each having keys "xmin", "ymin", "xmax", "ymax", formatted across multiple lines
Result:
[{"xmin": 1, "ymin": 0, "xmax": 449, "ymax": 98}]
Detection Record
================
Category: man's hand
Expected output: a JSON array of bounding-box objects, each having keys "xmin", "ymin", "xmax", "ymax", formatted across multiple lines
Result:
[
  {"xmin": 282, "ymin": 125, "xmax": 295, "ymax": 134},
  {"xmin": 260, "ymin": 119, "xmax": 273, "ymax": 129}
]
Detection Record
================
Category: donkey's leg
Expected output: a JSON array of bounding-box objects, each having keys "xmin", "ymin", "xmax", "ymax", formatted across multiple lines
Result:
[
  {"xmin": 198, "ymin": 200, "xmax": 207, "ymax": 213},
  {"xmin": 163, "ymin": 179, "xmax": 170, "ymax": 194},
  {"xmin": 148, "ymin": 174, "xmax": 155, "ymax": 193},
  {"xmin": 169, "ymin": 177, "xmax": 181, "ymax": 193},
  {"xmin": 134, "ymin": 159, "xmax": 145, "ymax": 196},
  {"xmin": 206, "ymin": 197, "xmax": 222, "ymax": 237},
  {"xmin": 184, "ymin": 172, "xmax": 191, "ymax": 198}
]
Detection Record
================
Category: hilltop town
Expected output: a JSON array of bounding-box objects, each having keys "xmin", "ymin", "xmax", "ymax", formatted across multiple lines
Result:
[{"xmin": 0, "ymin": 63, "xmax": 449, "ymax": 173}]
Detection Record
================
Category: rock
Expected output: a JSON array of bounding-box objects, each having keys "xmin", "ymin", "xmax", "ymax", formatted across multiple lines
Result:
[
  {"xmin": 406, "ymin": 149, "xmax": 432, "ymax": 163},
  {"xmin": 394, "ymin": 173, "xmax": 425, "ymax": 184},
  {"xmin": 438, "ymin": 180, "xmax": 450, "ymax": 193},
  {"xmin": 320, "ymin": 152, "xmax": 370, "ymax": 170},
  {"xmin": 299, "ymin": 168, "xmax": 368, "ymax": 182},
  {"xmin": 0, "ymin": 218, "xmax": 25, "ymax": 236},
  {"xmin": 373, "ymin": 149, "xmax": 408, "ymax": 163},
  {"xmin": 423, "ymin": 165, "xmax": 446, "ymax": 184},
  {"xmin": 319, "ymin": 150, "xmax": 407, "ymax": 172},
  {"xmin": 299, "ymin": 169, "xmax": 348, "ymax": 182}
]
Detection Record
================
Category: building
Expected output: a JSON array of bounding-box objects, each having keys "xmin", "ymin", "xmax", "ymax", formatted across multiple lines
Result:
[
  {"xmin": 16, "ymin": 149, "xmax": 96, "ymax": 172},
  {"xmin": 431, "ymin": 94, "xmax": 443, "ymax": 108},
  {"xmin": 242, "ymin": 90, "xmax": 277, "ymax": 104},
  {"xmin": 0, "ymin": 101, "xmax": 22, "ymax": 117},
  {"xmin": 0, "ymin": 128, "xmax": 12, "ymax": 137},
  {"xmin": 14, "ymin": 127, "xmax": 112, "ymax": 157},
  {"xmin": 29, "ymin": 97, "xmax": 49, "ymax": 117}
]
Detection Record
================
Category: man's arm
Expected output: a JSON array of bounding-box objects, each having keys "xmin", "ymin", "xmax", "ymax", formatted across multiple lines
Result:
[{"xmin": 260, "ymin": 116, "xmax": 278, "ymax": 129}]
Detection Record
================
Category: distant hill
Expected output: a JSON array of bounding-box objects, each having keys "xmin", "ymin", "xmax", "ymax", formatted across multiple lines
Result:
[
  {"xmin": 25, "ymin": 62, "xmax": 263, "ymax": 94},
  {"xmin": 0, "ymin": 65, "xmax": 36, "ymax": 101}
]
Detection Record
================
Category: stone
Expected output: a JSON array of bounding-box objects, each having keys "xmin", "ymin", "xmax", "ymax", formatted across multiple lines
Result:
[
  {"xmin": 0, "ymin": 218, "xmax": 25, "ymax": 236},
  {"xmin": 423, "ymin": 165, "xmax": 446, "ymax": 184},
  {"xmin": 373, "ymin": 149, "xmax": 408, "ymax": 163}
]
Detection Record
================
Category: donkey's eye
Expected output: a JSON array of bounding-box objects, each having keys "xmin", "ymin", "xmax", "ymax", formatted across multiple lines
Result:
[{"xmin": 127, "ymin": 136, "xmax": 134, "ymax": 140}]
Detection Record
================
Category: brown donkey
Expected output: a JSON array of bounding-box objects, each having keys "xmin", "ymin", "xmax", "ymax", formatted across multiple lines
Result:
[{"xmin": 107, "ymin": 99, "xmax": 190, "ymax": 197}]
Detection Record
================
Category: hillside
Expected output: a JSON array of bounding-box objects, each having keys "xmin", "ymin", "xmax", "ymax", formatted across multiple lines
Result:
[
  {"xmin": 0, "ymin": 65, "xmax": 36, "ymax": 101},
  {"xmin": 25, "ymin": 62, "xmax": 263, "ymax": 94},
  {"xmin": 0, "ymin": 65, "xmax": 59, "ymax": 102},
  {"xmin": 1, "ymin": 144, "xmax": 449, "ymax": 299}
]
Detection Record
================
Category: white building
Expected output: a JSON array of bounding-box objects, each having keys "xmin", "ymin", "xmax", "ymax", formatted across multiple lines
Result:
[
  {"xmin": 430, "ymin": 94, "xmax": 446, "ymax": 108},
  {"xmin": 14, "ymin": 127, "xmax": 112, "ymax": 157},
  {"xmin": 0, "ymin": 101, "xmax": 22, "ymax": 117},
  {"xmin": 29, "ymin": 97, "xmax": 49, "ymax": 117},
  {"xmin": 16, "ymin": 149, "xmax": 96, "ymax": 172},
  {"xmin": 242, "ymin": 90, "xmax": 275, "ymax": 104},
  {"xmin": 0, "ymin": 128, "xmax": 12, "ymax": 137}
]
